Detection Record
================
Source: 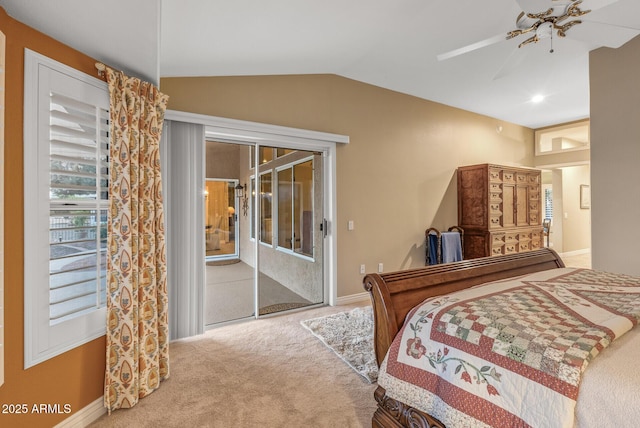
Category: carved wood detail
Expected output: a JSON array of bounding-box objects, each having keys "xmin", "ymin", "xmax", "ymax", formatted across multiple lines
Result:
[{"xmin": 373, "ymin": 386, "xmax": 445, "ymax": 428}]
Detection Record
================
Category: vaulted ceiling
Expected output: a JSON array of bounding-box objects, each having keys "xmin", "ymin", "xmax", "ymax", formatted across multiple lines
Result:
[{"xmin": 2, "ymin": 0, "xmax": 640, "ymax": 129}]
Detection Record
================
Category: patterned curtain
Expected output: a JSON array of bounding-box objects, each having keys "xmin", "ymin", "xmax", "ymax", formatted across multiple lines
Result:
[{"xmin": 103, "ymin": 66, "xmax": 170, "ymax": 412}]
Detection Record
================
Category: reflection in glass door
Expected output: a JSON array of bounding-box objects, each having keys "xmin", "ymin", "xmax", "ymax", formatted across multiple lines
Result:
[
  {"xmin": 204, "ymin": 179, "xmax": 238, "ymax": 260},
  {"xmin": 204, "ymin": 142, "xmax": 254, "ymax": 326}
]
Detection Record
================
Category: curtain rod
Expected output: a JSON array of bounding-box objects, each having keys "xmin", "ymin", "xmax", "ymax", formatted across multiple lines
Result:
[{"xmin": 95, "ymin": 62, "xmax": 161, "ymax": 88}]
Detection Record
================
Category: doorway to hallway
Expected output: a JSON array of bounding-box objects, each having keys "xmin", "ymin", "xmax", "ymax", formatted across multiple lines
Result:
[{"xmin": 535, "ymin": 120, "xmax": 591, "ymax": 268}]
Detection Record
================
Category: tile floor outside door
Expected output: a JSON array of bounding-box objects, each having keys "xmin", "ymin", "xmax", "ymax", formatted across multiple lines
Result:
[{"xmin": 205, "ymin": 261, "xmax": 313, "ymax": 325}]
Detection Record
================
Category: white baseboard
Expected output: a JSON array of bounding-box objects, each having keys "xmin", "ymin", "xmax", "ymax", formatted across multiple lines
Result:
[
  {"xmin": 560, "ymin": 248, "xmax": 590, "ymax": 257},
  {"xmin": 54, "ymin": 396, "xmax": 105, "ymax": 428},
  {"xmin": 336, "ymin": 291, "xmax": 371, "ymax": 306}
]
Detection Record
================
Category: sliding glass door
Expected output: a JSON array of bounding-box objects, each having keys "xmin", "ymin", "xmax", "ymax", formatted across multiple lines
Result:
[
  {"xmin": 204, "ymin": 142, "xmax": 254, "ymax": 325},
  {"xmin": 162, "ymin": 113, "xmax": 343, "ymax": 340},
  {"xmin": 204, "ymin": 142, "xmax": 325, "ymax": 326},
  {"xmin": 256, "ymin": 148, "xmax": 323, "ymax": 316}
]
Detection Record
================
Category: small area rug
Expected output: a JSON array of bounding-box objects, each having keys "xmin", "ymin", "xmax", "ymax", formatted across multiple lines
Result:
[{"xmin": 301, "ymin": 306, "xmax": 377, "ymax": 383}]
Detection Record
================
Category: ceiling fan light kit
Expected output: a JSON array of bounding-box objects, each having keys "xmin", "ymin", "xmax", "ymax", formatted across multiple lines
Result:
[
  {"xmin": 507, "ymin": 0, "xmax": 590, "ymax": 49},
  {"xmin": 436, "ymin": 0, "xmax": 616, "ymax": 62}
]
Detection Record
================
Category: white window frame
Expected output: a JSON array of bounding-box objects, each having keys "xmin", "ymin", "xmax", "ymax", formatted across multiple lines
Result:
[
  {"xmin": 23, "ymin": 49, "xmax": 109, "ymax": 368},
  {"xmin": 249, "ymin": 175, "xmax": 256, "ymax": 241},
  {"xmin": 258, "ymin": 169, "xmax": 274, "ymax": 247},
  {"xmin": 275, "ymin": 156, "xmax": 315, "ymax": 262}
]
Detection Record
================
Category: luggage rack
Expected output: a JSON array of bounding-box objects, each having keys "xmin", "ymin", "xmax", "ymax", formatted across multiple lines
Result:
[{"xmin": 425, "ymin": 226, "xmax": 464, "ymax": 265}]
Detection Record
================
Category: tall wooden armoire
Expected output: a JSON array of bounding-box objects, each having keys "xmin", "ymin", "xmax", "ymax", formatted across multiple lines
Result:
[{"xmin": 457, "ymin": 164, "xmax": 543, "ymax": 259}]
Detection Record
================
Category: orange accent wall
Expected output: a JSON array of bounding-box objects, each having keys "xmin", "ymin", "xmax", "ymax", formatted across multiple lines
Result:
[{"xmin": 0, "ymin": 8, "xmax": 105, "ymax": 428}]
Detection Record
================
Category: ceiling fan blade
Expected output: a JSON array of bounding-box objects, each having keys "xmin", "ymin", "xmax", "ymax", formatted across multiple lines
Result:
[
  {"xmin": 437, "ymin": 33, "xmax": 507, "ymax": 61},
  {"xmin": 514, "ymin": 0, "xmax": 554, "ymax": 15},
  {"xmin": 514, "ymin": 0, "xmax": 618, "ymax": 14},
  {"xmin": 493, "ymin": 36, "xmax": 586, "ymax": 80},
  {"xmin": 492, "ymin": 47, "xmax": 528, "ymax": 80},
  {"xmin": 568, "ymin": 19, "xmax": 640, "ymax": 48},
  {"xmin": 577, "ymin": 0, "xmax": 620, "ymax": 13}
]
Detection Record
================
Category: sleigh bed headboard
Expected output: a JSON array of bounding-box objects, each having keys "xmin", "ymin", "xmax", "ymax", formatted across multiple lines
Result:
[{"xmin": 363, "ymin": 248, "xmax": 565, "ymax": 366}]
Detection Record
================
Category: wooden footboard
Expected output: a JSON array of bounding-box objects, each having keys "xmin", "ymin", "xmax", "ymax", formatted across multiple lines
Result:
[
  {"xmin": 363, "ymin": 248, "xmax": 564, "ymax": 367},
  {"xmin": 363, "ymin": 249, "xmax": 565, "ymax": 428}
]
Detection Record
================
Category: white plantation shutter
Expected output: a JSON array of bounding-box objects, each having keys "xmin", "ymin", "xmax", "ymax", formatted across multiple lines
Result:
[
  {"xmin": 48, "ymin": 92, "xmax": 109, "ymax": 323},
  {"xmin": 544, "ymin": 187, "xmax": 553, "ymax": 221},
  {"xmin": 24, "ymin": 49, "xmax": 109, "ymax": 367}
]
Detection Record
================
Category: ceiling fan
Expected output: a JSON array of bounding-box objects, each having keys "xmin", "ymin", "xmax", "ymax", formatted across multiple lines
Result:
[{"xmin": 437, "ymin": 0, "xmax": 634, "ymax": 62}]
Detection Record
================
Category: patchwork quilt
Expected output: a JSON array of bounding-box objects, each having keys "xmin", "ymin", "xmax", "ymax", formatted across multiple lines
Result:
[{"xmin": 378, "ymin": 268, "xmax": 640, "ymax": 428}]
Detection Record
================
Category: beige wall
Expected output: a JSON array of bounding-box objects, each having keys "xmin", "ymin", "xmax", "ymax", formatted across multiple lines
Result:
[
  {"xmin": 590, "ymin": 34, "xmax": 640, "ymax": 274},
  {"xmin": 206, "ymin": 140, "xmax": 241, "ymax": 178},
  {"xmin": 161, "ymin": 75, "xmax": 536, "ymax": 297},
  {"xmin": 560, "ymin": 165, "xmax": 591, "ymax": 253}
]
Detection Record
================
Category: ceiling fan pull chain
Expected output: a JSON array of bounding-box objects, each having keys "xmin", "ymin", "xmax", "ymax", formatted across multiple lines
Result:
[{"xmin": 550, "ymin": 25, "xmax": 554, "ymax": 54}]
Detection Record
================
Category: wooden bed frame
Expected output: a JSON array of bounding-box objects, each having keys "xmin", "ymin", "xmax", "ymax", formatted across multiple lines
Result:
[{"xmin": 363, "ymin": 248, "xmax": 565, "ymax": 428}]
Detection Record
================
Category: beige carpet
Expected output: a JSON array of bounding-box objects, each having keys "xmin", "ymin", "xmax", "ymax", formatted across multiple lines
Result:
[{"xmin": 90, "ymin": 303, "xmax": 377, "ymax": 428}]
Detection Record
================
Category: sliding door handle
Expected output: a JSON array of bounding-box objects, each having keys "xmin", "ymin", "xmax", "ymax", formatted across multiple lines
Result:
[{"xmin": 320, "ymin": 219, "xmax": 328, "ymax": 238}]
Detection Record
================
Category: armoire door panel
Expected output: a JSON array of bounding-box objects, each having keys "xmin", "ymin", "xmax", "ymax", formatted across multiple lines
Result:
[
  {"xmin": 502, "ymin": 184, "xmax": 515, "ymax": 228},
  {"xmin": 516, "ymin": 185, "xmax": 529, "ymax": 226}
]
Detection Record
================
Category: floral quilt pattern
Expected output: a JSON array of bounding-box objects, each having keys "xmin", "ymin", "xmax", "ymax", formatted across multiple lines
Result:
[{"xmin": 378, "ymin": 268, "xmax": 640, "ymax": 428}]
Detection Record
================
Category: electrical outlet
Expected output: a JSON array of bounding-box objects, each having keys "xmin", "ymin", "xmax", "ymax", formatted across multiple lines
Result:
[
  {"xmin": 378, "ymin": 263, "xmax": 383, "ymax": 273},
  {"xmin": 348, "ymin": 220, "xmax": 354, "ymax": 231},
  {"xmin": 360, "ymin": 264, "xmax": 366, "ymax": 274}
]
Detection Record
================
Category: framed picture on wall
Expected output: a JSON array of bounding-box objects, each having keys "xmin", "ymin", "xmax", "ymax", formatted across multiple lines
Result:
[{"xmin": 580, "ymin": 184, "xmax": 590, "ymax": 209}]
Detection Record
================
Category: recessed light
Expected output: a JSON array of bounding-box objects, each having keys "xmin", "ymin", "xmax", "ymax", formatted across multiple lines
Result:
[{"xmin": 531, "ymin": 94, "xmax": 544, "ymax": 103}]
